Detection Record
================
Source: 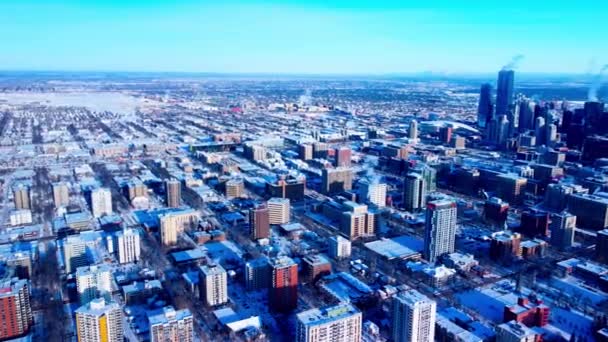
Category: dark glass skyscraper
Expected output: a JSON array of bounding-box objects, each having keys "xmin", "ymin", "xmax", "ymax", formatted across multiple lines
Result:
[
  {"xmin": 496, "ymin": 70, "xmax": 515, "ymax": 116},
  {"xmin": 477, "ymin": 83, "xmax": 493, "ymax": 128}
]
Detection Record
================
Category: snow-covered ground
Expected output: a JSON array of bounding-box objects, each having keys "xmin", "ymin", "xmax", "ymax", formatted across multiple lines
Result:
[{"xmin": 0, "ymin": 91, "xmax": 162, "ymax": 115}]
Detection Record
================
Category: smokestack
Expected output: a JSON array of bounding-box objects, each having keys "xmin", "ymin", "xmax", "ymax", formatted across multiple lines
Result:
[
  {"xmin": 502, "ymin": 54, "xmax": 525, "ymax": 71},
  {"xmin": 588, "ymin": 64, "xmax": 608, "ymax": 102}
]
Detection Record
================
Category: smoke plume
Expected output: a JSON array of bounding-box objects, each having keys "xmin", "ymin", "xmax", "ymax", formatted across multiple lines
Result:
[
  {"xmin": 298, "ymin": 89, "xmax": 312, "ymax": 106},
  {"xmin": 502, "ymin": 54, "xmax": 525, "ymax": 71},
  {"xmin": 363, "ymin": 157, "xmax": 381, "ymax": 185},
  {"xmin": 588, "ymin": 64, "xmax": 608, "ymax": 102}
]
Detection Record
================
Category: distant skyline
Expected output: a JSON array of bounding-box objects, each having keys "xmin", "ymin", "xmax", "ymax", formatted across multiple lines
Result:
[{"xmin": 1, "ymin": 1, "xmax": 607, "ymax": 74}]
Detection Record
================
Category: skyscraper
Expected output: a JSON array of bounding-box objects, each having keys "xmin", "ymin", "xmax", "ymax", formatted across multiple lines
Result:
[
  {"xmin": 0, "ymin": 278, "xmax": 33, "ymax": 341},
  {"xmin": 75, "ymin": 298, "xmax": 123, "ymax": 342},
  {"xmin": 116, "ymin": 228, "xmax": 141, "ymax": 264},
  {"xmin": 409, "ymin": 119, "xmax": 418, "ymax": 141},
  {"xmin": 477, "ymin": 83, "xmax": 494, "ymax": 128},
  {"xmin": 296, "ymin": 303, "xmax": 362, "ymax": 342},
  {"xmin": 148, "ymin": 306, "xmax": 193, "ymax": 342},
  {"xmin": 90, "ymin": 187, "xmax": 113, "ymax": 218},
  {"xmin": 249, "ymin": 205, "xmax": 270, "ymax": 240},
  {"xmin": 517, "ymin": 97, "xmax": 535, "ymax": 133},
  {"xmin": 53, "ymin": 181, "xmax": 70, "ymax": 208},
  {"xmin": 391, "ymin": 289, "xmax": 437, "ymax": 342},
  {"xmin": 534, "ymin": 116, "xmax": 546, "ymax": 146},
  {"xmin": 76, "ymin": 265, "xmax": 113, "ymax": 305},
  {"xmin": 550, "ymin": 212, "xmax": 576, "ymax": 250},
  {"xmin": 165, "ymin": 179, "xmax": 181, "ymax": 208},
  {"xmin": 496, "ymin": 69, "xmax": 515, "ymax": 116},
  {"xmin": 269, "ymin": 256, "xmax": 298, "ymax": 312},
  {"xmin": 199, "ymin": 264, "xmax": 228, "ymax": 307},
  {"xmin": 423, "ymin": 199, "xmax": 457, "ymax": 263},
  {"xmin": 404, "ymin": 173, "xmax": 426, "ymax": 212},
  {"xmin": 496, "ymin": 115, "xmax": 510, "ymax": 147}
]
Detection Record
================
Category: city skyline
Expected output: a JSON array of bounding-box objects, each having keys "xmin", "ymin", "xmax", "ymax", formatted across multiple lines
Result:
[{"xmin": 1, "ymin": 1, "xmax": 607, "ymax": 74}]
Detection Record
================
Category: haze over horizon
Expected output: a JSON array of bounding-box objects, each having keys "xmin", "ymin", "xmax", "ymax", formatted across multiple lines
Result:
[{"xmin": 1, "ymin": 0, "xmax": 607, "ymax": 74}]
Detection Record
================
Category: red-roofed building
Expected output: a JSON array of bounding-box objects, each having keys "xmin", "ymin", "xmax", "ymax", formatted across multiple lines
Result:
[{"xmin": 504, "ymin": 297, "xmax": 550, "ymax": 327}]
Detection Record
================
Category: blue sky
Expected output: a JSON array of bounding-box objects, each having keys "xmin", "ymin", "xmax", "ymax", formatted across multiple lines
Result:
[{"xmin": 1, "ymin": 0, "xmax": 606, "ymax": 74}]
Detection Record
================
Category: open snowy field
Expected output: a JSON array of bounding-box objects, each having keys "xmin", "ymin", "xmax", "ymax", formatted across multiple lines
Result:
[{"xmin": 0, "ymin": 91, "xmax": 162, "ymax": 114}]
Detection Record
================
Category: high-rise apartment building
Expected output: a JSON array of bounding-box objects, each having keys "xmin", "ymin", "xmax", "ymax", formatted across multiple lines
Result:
[
  {"xmin": 358, "ymin": 179, "xmax": 387, "ymax": 208},
  {"xmin": 64, "ymin": 235, "xmax": 88, "ymax": 273},
  {"xmin": 340, "ymin": 210, "xmax": 375, "ymax": 240},
  {"xmin": 266, "ymin": 175, "xmax": 306, "ymax": 201},
  {"xmin": 75, "ymin": 298, "xmax": 123, "ymax": 342},
  {"xmin": 148, "ymin": 306, "xmax": 193, "ymax": 342},
  {"xmin": 550, "ymin": 212, "xmax": 576, "ymax": 250},
  {"xmin": 53, "ymin": 181, "xmax": 70, "ymax": 208},
  {"xmin": 269, "ymin": 256, "xmax": 298, "ymax": 312},
  {"xmin": 267, "ymin": 197, "xmax": 290, "ymax": 225},
  {"xmin": 245, "ymin": 257, "xmax": 270, "ymax": 291},
  {"xmin": 0, "ymin": 278, "xmax": 33, "ymax": 340},
  {"xmin": 313, "ymin": 142, "xmax": 329, "ymax": 159},
  {"xmin": 126, "ymin": 180, "xmax": 148, "ymax": 201},
  {"xmin": 12, "ymin": 183, "xmax": 31, "ymax": 210},
  {"xmin": 116, "ymin": 228, "xmax": 141, "ymax": 264},
  {"xmin": 322, "ymin": 168, "xmax": 353, "ymax": 194},
  {"xmin": 165, "ymin": 179, "xmax": 182, "ymax": 208},
  {"xmin": 328, "ymin": 235, "xmax": 352, "ymax": 259},
  {"xmin": 496, "ymin": 174, "xmax": 527, "ymax": 205},
  {"xmin": 76, "ymin": 264, "xmax": 113, "ymax": 305},
  {"xmin": 567, "ymin": 193, "xmax": 608, "ymax": 230},
  {"xmin": 249, "ymin": 205, "xmax": 270, "ymax": 240},
  {"xmin": 490, "ymin": 230, "xmax": 522, "ymax": 262},
  {"xmin": 596, "ymin": 229, "xmax": 608, "ymax": 264},
  {"xmin": 199, "ymin": 264, "xmax": 228, "ymax": 307},
  {"xmin": 225, "ymin": 179, "xmax": 245, "ymax": 199},
  {"xmin": 423, "ymin": 199, "xmax": 457, "ymax": 263},
  {"xmin": 404, "ymin": 173, "xmax": 426, "ymax": 212},
  {"xmin": 159, "ymin": 209, "xmax": 199, "ymax": 246},
  {"xmin": 90, "ymin": 187, "xmax": 113, "ymax": 218},
  {"xmin": 391, "ymin": 289, "xmax": 437, "ymax": 342},
  {"xmin": 296, "ymin": 303, "xmax": 362, "ymax": 342},
  {"xmin": 335, "ymin": 147, "xmax": 352, "ymax": 167},
  {"xmin": 299, "ymin": 143, "xmax": 313, "ymax": 161}
]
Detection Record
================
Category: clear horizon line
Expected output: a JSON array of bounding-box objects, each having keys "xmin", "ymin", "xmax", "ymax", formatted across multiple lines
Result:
[{"xmin": 0, "ymin": 68, "xmax": 593, "ymax": 78}]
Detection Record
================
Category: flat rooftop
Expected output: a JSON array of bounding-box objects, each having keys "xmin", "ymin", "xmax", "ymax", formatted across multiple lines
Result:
[{"xmin": 365, "ymin": 235, "xmax": 422, "ymax": 260}]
